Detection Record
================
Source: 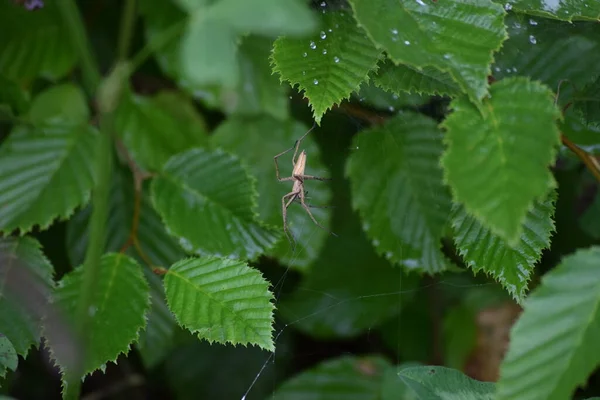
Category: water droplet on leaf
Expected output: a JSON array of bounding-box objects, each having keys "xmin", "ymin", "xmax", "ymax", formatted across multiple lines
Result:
[
  {"xmin": 310, "ymin": 41, "xmax": 317, "ymax": 50},
  {"xmin": 320, "ymin": 31, "xmax": 327, "ymax": 40}
]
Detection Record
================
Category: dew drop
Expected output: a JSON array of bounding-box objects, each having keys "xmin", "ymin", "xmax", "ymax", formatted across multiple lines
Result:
[
  {"xmin": 313, "ymin": 79, "xmax": 319, "ymax": 85},
  {"xmin": 404, "ymin": 40, "xmax": 411, "ymax": 45},
  {"xmin": 415, "ymin": 0, "xmax": 426, "ymax": 5},
  {"xmin": 504, "ymin": 3, "xmax": 512, "ymax": 10},
  {"xmin": 302, "ymin": 71, "xmax": 306, "ymax": 76},
  {"xmin": 310, "ymin": 41, "xmax": 317, "ymax": 50},
  {"xmin": 529, "ymin": 18, "xmax": 538, "ymax": 25},
  {"xmin": 320, "ymin": 1, "xmax": 326, "ymax": 6},
  {"xmin": 303, "ymin": 52, "xmax": 307, "ymax": 57},
  {"xmin": 320, "ymin": 31, "xmax": 327, "ymax": 39},
  {"xmin": 388, "ymin": 106, "xmax": 395, "ymax": 112},
  {"xmin": 322, "ymin": 49, "xmax": 327, "ymax": 55},
  {"xmin": 333, "ymin": 56, "xmax": 340, "ymax": 63},
  {"xmin": 391, "ymin": 28, "xmax": 398, "ymax": 35},
  {"xmin": 328, "ymin": 28, "xmax": 332, "ymax": 32},
  {"xmin": 443, "ymin": 53, "xmax": 451, "ymax": 59},
  {"xmin": 529, "ymin": 34, "xmax": 537, "ymax": 44}
]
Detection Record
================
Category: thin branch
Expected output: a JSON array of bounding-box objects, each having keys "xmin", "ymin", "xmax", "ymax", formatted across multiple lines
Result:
[{"xmin": 561, "ymin": 134, "xmax": 600, "ymax": 182}]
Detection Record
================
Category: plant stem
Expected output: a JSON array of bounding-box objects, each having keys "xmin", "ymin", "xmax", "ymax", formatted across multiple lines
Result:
[
  {"xmin": 118, "ymin": 0, "xmax": 137, "ymax": 61},
  {"xmin": 129, "ymin": 19, "xmax": 186, "ymax": 73}
]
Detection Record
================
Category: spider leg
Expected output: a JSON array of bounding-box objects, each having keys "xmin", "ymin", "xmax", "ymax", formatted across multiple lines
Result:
[
  {"xmin": 282, "ymin": 191, "xmax": 299, "ymax": 248},
  {"xmin": 274, "ymin": 146, "xmax": 296, "ymax": 182},
  {"xmin": 299, "ymin": 195, "xmax": 338, "ymax": 237},
  {"xmin": 295, "ymin": 174, "xmax": 331, "ymax": 181},
  {"xmin": 291, "ymin": 122, "xmax": 316, "ymax": 164}
]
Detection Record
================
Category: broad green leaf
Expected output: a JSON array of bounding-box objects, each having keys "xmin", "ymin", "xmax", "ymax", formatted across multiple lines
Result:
[
  {"xmin": 272, "ymin": 10, "xmax": 381, "ymax": 124},
  {"xmin": 115, "ymin": 89, "xmax": 208, "ymax": 172},
  {"xmin": 181, "ymin": 0, "xmax": 316, "ymax": 89},
  {"xmin": 181, "ymin": 17, "xmax": 239, "ymax": 88},
  {"xmin": 208, "ymin": 0, "xmax": 317, "ymax": 37},
  {"xmin": 573, "ymin": 76, "xmax": 600, "ymax": 127},
  {"xmin": 372, "ymin": 59, "xmax": 461, "ymax": 98},
  {"xmin": 399, "ymin": 366, "xmax": 495, "ymax": 399},
  {"xmin": 47, "ymin": 253, "xmax": 150, "ymax": 378},
  {"xmin": 211, "ymin": 116, "xmax": 332, "ymax": 271},
  {"xmin": 441, "ymin": 77, "xmax": 560, "ymax": 244},
  {"xmin": 499, "ymin": 0, "xmax": 600, "ymax": 21},
  {"xmin": 349, "ymin": 0, "xmax": 506, "ymax": 103},
  {"xmin": 0, "ymin": 2, "xmax": 77, "ymax": 82},
  {"xmin": 0, "ymin": 237, "xmax": 54, "ymax": 357},
  {"xmin": 492, "ymin": 16, "xmax": 600, "ymax": 101},
  {"xmin": 137, "ymin": 271, "xmax": 177, "ymax": 369},
  {"xmin": 0, "ymin": 84, "xmax": 97, "ymax": 235},
  {"xmin": 452, "ymin": 192, "xmax": 556, "ymax": 303},
  {"xmin": 0, "ymin": 335, "xmax": 17, "ymax": 379},
  {"xmin": 497, "ymin": 247, "xmax": 600, "ymax": 400},
  {"xmin": 271, "ymin": 355, "xmax": 391, "ymax": 399},
  {"xmin": 164, "ymin": 256, "xmax": 275, "ymax": 351},
  {"xmin": 381, "ymin": 364, "xmax": 420, "ymax": 400},
  {"xmin": 346, "ymin": 112, "xmax": 452, "ymax": 273},
  {"xmin": 151, "ymin": 148, "xmax": 279, "ymax": 259}
]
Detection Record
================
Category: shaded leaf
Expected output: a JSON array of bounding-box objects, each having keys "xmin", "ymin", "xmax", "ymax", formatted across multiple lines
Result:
[
  {"xmin": 346, "ymin": 112, "xmax": 452, "ymax": 273},
  {"xmin": 0, "ymin": 84, "xmax": 97, "ymax": 235},
  {"xmin": 356, "ymin": 81, "xmax": 427, "ymax": 111},
  {"xmin": 47, "ymin": 253, "xmax": 150, "ymax": 378},
  {"xmin": 349, "ymin": 0, "xmax": 506, "ymax": 103},
  {"xmin": 0, "ymin": 335, "xmax": 17, "ymax": 379},
  {"xmin": 271, "ymin": 355, "xmax": 391, "ymax": 399},
  {"xmin": 499, "ymin": 0, "xmax": 600, "ymax": 21},
  {"xmin": 211, "ymin": 116, "xmax": 332, "ymax": 271},
  {"xmin": 452, "ymin": 192, "xmax": 556, "ymax": 303},
  {"xmin": 381, "ymin": 363, "xmax": 420, "ymax": 400},
  {"xmin": 441, "ymin": 77, "xmax": 560, "ymax": 245},
  {"xmin": 442, "ymin": 305, "xmax": 477, "ymax": 370},
  {"xmin": 164, "ymin": 256, "xmax": 275, "ymax": 351},
  {"xmin": 115, "ymin": 89, "xmax": 208, "ymax": 172},
  {"xmin": 399, "ymin": 366, "xmax": 495, "ymax": 399},
  {"xmin": 137, "ymin": 271, "xmax": 177, "ymax": 369},
  {"xmin": 0, "ymin": 1, "xmax": 77, "ymax": 81},
  {"xmin": 573, "ymin": 76, "xmax": 600, "ymax": 127},
  {"xmin": 0, "ymin": 237, "xmax": 54, "ymax": 357},
  {"xmin": 272, "ymin": 10, "xmax": 381, "ymax": 124},
  {"xmin": 372, "ymin": 59, "xmax": 461, "ymax": 98},
  {"xmin": 151, "ymin": 148, "xmax": 279, "ymax": 259},
  {"xmin": 492, "ymin": 16, "xmax": 600, "ymax": 101},
  {"xmin": 0, "ymin": 75, "xmax": 29, "ymax": 116},
  {"xmin": 496, "ymin": 246, "xmax": 600, "ymax": 400},
  {"xmin": 560, "ymin": 110, "xmax": 600, "ymax": 156},
  {"xmin": 580, "ymin": 189, "xmax": 600, "ymax": 239}
]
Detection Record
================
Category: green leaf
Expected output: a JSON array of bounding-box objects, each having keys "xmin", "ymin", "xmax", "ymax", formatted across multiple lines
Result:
[
  {"xmin": 0, "ymin": 84, "xmax": 97, "ymax": 235},
  {"xmin": 381, "ymin": 364, "xmax": 420, "ymax": 400},
  {"xmin": 0, "ymin": 1, "xmax": 78, "ymax": 81},
  {"xmin": 0, "ymin": 335, "xmax": 17, "ymax": 379},
  {"xmin": 580, "ymin": 189, "xmax": 600, "ymax": 239},
  {"xmin": 46, "ymin": 253, "xmax": 150, "ymax": 378},
  {"xmin": 492, "ymin": 16, "xmax": 600, "ymax": 100},
  {"xmin": 399, "ymin": 366, "xmax": 495, "ymax": 399},
  {"xmin": 573, "ymin": 76, "xmax": 600, "ymax": 127},
  {"xmin": 211, "ymin": 116, "xmax": 332, "ymax": 271},
  {"xmin": 349, "ymin": 0, "xmax": 506, "ymax": 103},
  {"xmin": 499, "ymin": 0, "xmax": 600, "ymax": 21},
  {"xmin": 181, "ymin": 17, "xmax": 239, "ymax": 88},
  {"xmin": 561, "ymin": 110, "xmax": 600, "ymax": 155},
  {"xmin": 497, "ymin": 246, "xmax": 600, "ymax": 400},
  {"xmin": 0, "ymin": 237, "xmax": 54, "ymax": 357},
  {"xmin": 272, "ymin": 10, "xmax": 381, "ymax": 124},
  {"xmin": 164, "ymin": 256, "xmax": 275, "ymax": 351},
  {"xmin": 115, "ymin": 89, "xmax": 208, "ymax": 172},
  {"xmin": 180, "ymin": 0, "xmax": 316, "ymax": 89},
  {"xmin": 452, "ymin": 192, "xmax": 556, "ymax": 303},
  {"xmin": 372, "ymin": 59, "xmax": 461, "ymax": 98},
  {"xmin": 356, "ymin": 81, "xmax": 427, "ymax": 111},
  {"xmin": 441, "ymin": 77, "xmax": 561, "ymax": 245},
  {"xmin": 271, "ymin": 355, "xmax": 391, "ymax": 399},
  {"xmin": 208, "ymin": 0, "xmax": 317, "ymax": 37},
  {"xmin": 346, "ymin": 112, "xmax": 452, "ymax": 273},
  {"xmin": 151, "ymin": 147, "xmax": 279, "ymax": 259}
]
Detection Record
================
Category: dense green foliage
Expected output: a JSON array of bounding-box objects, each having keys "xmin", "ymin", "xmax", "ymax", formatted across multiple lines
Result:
[{"xmin": 1, "ymin": 0, "xmax": 600, "ymax": 399}]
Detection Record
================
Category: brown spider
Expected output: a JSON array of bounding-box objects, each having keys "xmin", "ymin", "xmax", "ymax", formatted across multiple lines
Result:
[{"xmin": 274, "ymin": 125, "xmax": 336, "ymax": 247}]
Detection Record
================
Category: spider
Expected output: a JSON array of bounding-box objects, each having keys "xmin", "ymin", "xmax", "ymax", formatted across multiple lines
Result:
[{"xmin": 274, "ymin": 125, "xmax": 336, "ymax": 247}]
